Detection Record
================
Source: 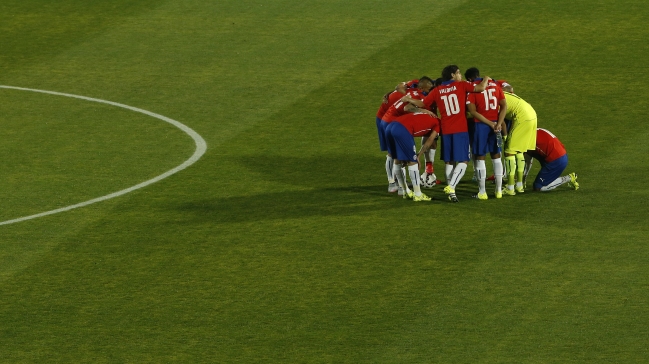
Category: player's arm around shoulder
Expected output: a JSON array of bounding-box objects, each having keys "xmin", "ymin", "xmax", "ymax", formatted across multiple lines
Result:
[
  {"xmin": 472, "ymin": 76, "xmax": 492, "ymax": 93},
  {"xmin": 404, "ymin": 103, "xmax": 434, "ymax": 115},
  {"xmin": 400, "ymin": 95, "xmax": 425, "ymax": 108}
]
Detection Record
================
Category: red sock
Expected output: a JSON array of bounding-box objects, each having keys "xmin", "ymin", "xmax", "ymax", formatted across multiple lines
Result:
[{"xmin": 425, "ymin": 162, "xmax": 433, "ymax": 174}]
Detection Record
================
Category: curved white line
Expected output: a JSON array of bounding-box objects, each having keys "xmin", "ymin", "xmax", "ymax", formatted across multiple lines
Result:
[{"xmin": 0, "ymin": 85, "xmax": 207, "ymax": 226}]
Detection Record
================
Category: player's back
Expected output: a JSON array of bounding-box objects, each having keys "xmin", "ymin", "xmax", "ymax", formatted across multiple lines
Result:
[
  {"xmin": 504, "ymin": 92, "xmax": 536, "ymax": 121},
  {"xmin": 469, "ymin": 80, "xmax": 504, "ymax": 121},
  {"xmin": 534, "ymin": 128, "xmax": 566, "ymax": 162},
  {"xmin": 377, "ymin": 91, "xmax": 404, "ymax": 119},
  {"xmin": 384, "ymin": 89, "xmax": 425, "ymax": 121},
  {"xmin": 394, "ymin": 112, "xmax": 440, "ymax": 137},
  {"xmin": 424, "ymin": 80, "xmax": 473, "ymax": 134}
]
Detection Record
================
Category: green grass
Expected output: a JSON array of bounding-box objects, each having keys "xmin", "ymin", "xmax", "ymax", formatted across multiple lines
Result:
[{"xmin": 1, "ymin": 0, "xmax": 648, "ymax": 362}]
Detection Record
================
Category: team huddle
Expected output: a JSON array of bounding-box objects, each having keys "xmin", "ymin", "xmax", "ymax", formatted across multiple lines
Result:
[{"xmin": 376, "ymin": 65, "xmax": 579, "ymax": 202}]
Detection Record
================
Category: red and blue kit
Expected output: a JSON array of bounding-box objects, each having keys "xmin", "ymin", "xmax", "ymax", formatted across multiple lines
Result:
[
  {"xmin": 376, "ymin": 90, "xmax": 404, "ymax": 151},
  {"xmin": 527, "ymin": 128, "xmax": 568, "ymax": 189},
  {"xmin": 382, "ymin": 89, "xmax": 426, "ymax": 122},
  {"xmin": 467, "ymin": 80, "xmax": 505, "ymax": 156},
  {"xmin": 393, "ymin": 112, "xmax": 440, "ymax": 137},
  {"xmin": 529, "ymin": 128, "xmax": 567, "ymax": 163},
  {"xmin": 423, "ymin": 80, "xmax": 474, "ymax": 134},
  {"xmin": 467, "ymin": 80, "xmax": 504, "ymax": 122},
  {"xmin": 423, "ymin": 80, "xmax": 474, "ymax": 162},
  {"xmin": 376, "ymin": 90, "xmax": 404, "ymax": 120},
  {"xmin": 385, "ymin": 113, "xmax": 440, "ymax": 163}
]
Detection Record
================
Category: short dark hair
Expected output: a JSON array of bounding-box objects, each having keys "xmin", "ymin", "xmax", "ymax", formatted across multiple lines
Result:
[
  {"xmin": 434, "ymin": 78, "xmax": 444, "ymax": 87},
  {"xmin": 441, "ymin": 65, "xmax": 460, "ymax": 81},
  {"xmin": 464, "ymin": 67, "xmax": 480, "ymax": 81},
  {"xmin": 419, "ymin": 76, "xmax": 433, "ymax": 85}
]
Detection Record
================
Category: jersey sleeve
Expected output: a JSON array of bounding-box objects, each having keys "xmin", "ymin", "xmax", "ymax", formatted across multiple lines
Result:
[
  {"xmin": 467, "ymin": 92, "xmax": 477, "ymax": 105},
  {"xmin": 495, "ymin": 85, "xmax": 505, "ymax": 101},
  {"xmin": 462, "ymin": 81, "xmax": 476, "ymax": 93},
  {"xmin": 422, "ymin": 92, "xmax": 436, "ymax": 110},
  {"xmin": 388, "ymin": 91, "xmax": 403, "ymax": 105}
]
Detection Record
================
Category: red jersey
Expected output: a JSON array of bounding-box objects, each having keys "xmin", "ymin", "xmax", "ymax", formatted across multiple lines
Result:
[
  {"xmin": 376, "ymin": 90, "xmax": 404, "ymax": 119},
  {"xmin": 382, "ymin": 89, "xmax": 425, "ymax": 122},
  {"xmin": 467, "ymin": 80, "xmax": 505, "ymax": 122},
  {"xmin": 394, "ymin": 112, "xmax": 441, "ymax": 137},
  {"xmin": 495, "ymin": 79, "xmax": 510, "ymax": 88},
  {"xmin": 423, "ymin": 80, "xmax": 475, "ymax": 135},
  {"xmin": 530, "ymin": 128, "xmax": 566, "ymax": 162},
  {"xmin": 405, "ymin": 79, "xmax": 420, "ymax": 89}
]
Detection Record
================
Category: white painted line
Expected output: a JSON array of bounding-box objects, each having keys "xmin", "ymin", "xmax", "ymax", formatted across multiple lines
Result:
[{"xmin": 0, "ymin": 85, "xmax": 207, "ymax": 226}]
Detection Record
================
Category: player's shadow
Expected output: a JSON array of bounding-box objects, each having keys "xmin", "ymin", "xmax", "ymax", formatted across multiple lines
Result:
[
  {"xmin": 238, "ymin": 154, "xmax": 373, "ymax": 188},
  {"xmin": 173, "ymin": 185, "xmax": 409, "ymax": 224}
]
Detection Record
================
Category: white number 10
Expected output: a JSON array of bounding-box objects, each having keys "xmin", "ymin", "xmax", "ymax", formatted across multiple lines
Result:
[{"xmin": 441, "ymin": 94, "xmax": 460, "ymax": 116}]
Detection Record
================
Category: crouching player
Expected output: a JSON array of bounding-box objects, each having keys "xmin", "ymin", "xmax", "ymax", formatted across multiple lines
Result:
[
  {"xmin": 524, "ymin": 128, "xmax": 579, "ymax": 191},
  {"xmin": 385, "ymin": 111, "xmax": 441, "ymax": 202}
]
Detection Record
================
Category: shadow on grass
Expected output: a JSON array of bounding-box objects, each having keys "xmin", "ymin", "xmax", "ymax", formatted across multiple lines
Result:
[{"xmin": 173, "ymin": 184, "xmax": 411, "ymax": 224}]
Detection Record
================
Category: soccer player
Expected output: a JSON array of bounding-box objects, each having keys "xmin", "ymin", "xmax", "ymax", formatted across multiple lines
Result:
[
  {"xmin": 497, "ymin": 84, "xmax": 537, "ymax": 195},
  {"xmin": 376, "ymin": 82, "xmax": 408, "ymax": 193},
  {"xmin": 376, "ymin": 79, "xmax": 428, "ymax": 193},
  {"xmin": 406, "ymin": 65, "xmax": 490, "ymax": 202},
  {"xmin": 383, "ymin": 80, "xmax": 435, "ymax": 189},
  {"xmin": 465, "ymin": 68, "xmax": 509, "ymax": 184},
  {"xmin": 523, "ymin": 128, "xmax": 579, "ymax": 191},
  {"xmin": 466, "ymin": 72, "xmax": 507, "ymax": 199},
  {"xmin": 385, "ymin": 111, "xmax": 440, "ymax": 202}
]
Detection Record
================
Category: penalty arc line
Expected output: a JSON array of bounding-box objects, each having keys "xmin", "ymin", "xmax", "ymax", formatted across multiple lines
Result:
[{"xmin": 0, "ymin": 85, "xmax": 207, "ymax": 226}]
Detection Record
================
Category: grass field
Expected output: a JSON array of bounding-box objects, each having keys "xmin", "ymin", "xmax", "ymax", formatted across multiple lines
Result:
[{"xmin": 1, "ymin": 0, "xmax": 648, "ymax": 362}]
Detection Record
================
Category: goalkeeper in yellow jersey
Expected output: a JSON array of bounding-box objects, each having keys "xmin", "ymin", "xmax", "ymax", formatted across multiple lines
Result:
[{"xmin": 497, "ymin": 85, "xmax": 537, "ymax": 195}]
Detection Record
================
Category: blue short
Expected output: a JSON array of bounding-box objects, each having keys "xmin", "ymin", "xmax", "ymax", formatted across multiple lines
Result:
[
  {"xmin": 386, "ymin": 122, "xmax": 417, "ymax": 163},
  {"xmin": 441, "ymin": 132, "xmax": 470, "ymax": 163},
  {"xmin": 472, "ymin": 122, "xmax": 500, "ymax": 156},
  {"xmin": 533, "ymin": 154, "xmax": 568, "ymax": 189},
  {"xmin": 376, "ymin": 117, "xmax": 388, "ymax": 151}
]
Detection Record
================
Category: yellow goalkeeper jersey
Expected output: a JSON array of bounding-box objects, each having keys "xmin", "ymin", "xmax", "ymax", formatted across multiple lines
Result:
[{"xmin": 504, "ymin": 92, "xmax": 536, "ymax": 121}]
